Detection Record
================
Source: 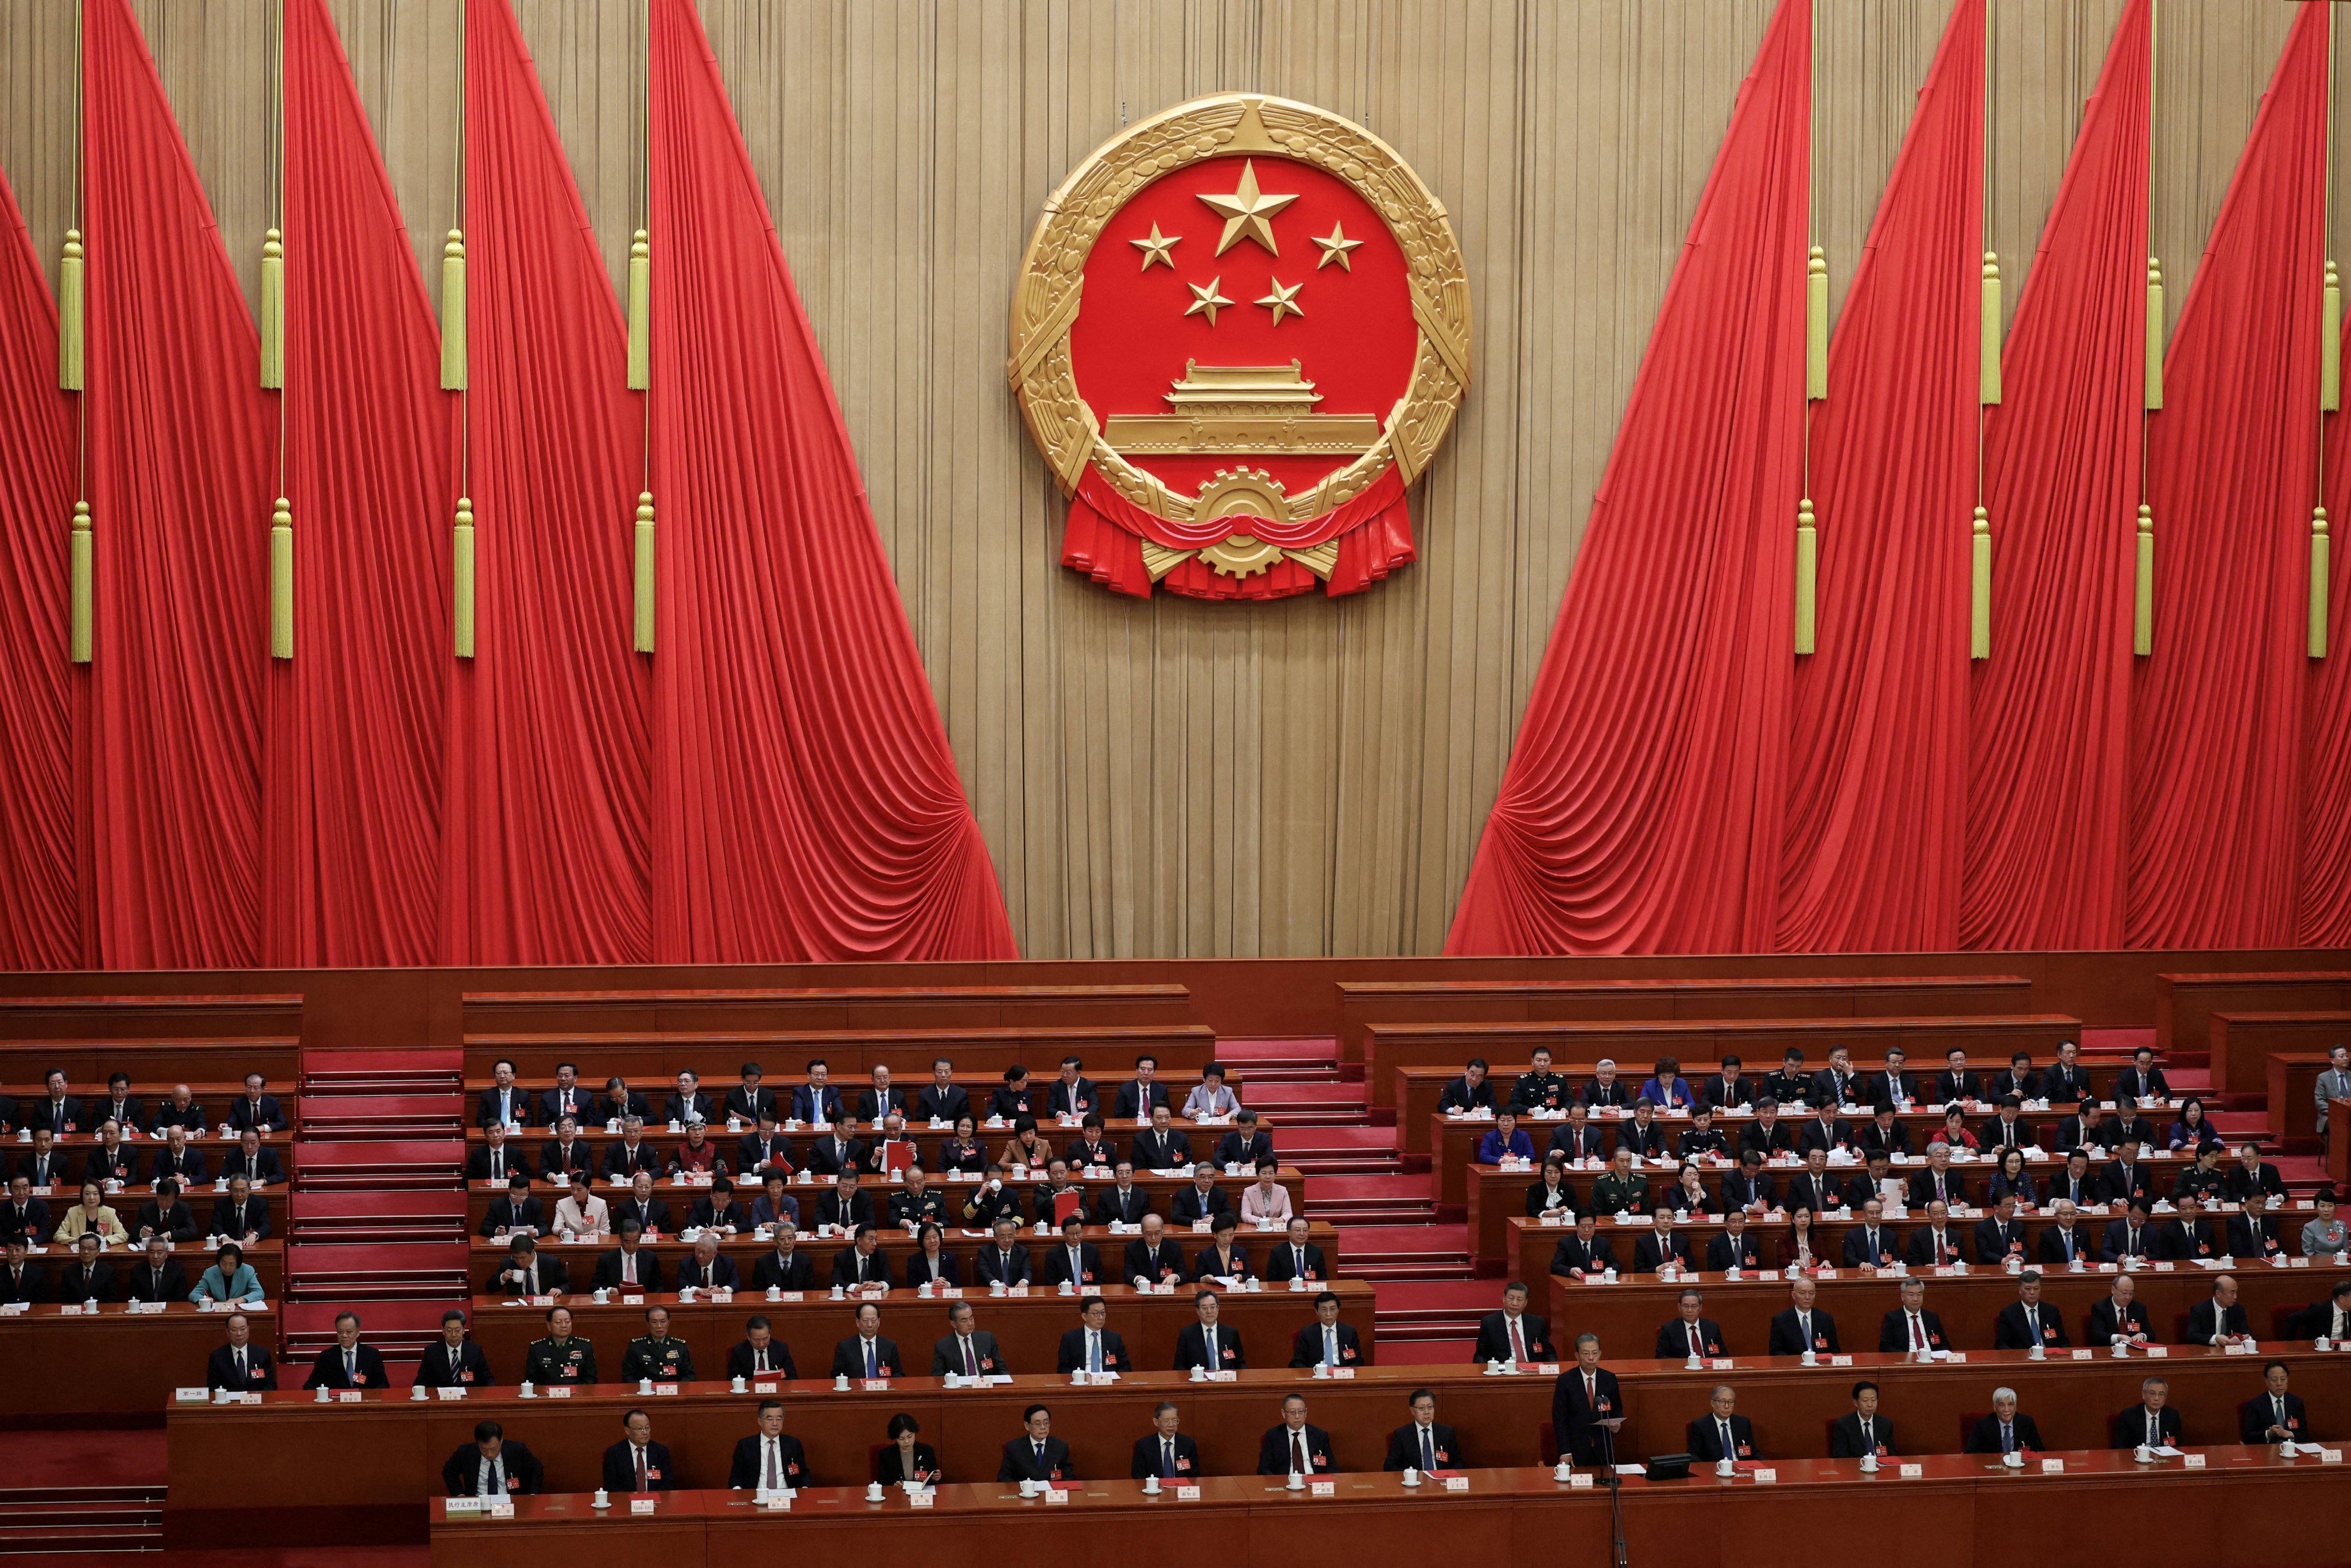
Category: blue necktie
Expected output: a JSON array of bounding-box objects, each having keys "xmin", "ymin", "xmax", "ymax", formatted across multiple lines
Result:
[
  {"xmin": 345, "ymin": 1349, "xmax": 356, "ymax": 1384},
  {"xmin": 865, "ymin": 1341, "xmax": 877, "ymax": 1379},
  {"xmin": 1421, "ymin": 1427, "xmax": 1434, "ymax": 1472}
]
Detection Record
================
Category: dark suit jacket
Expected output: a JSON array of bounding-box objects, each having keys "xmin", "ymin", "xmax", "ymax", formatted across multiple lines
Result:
[
  {"xmin": 1263, "ymin": 1242, "xmax": 1328, "ymax": 1283},
  {"xmin": 1383, "ymin": 1422, "xmax": 1460, "ymax": 1472},
  {"xmin": 1904, "ymin": 1227, "xmax": 1970, "ymax": 1266},
  {"xmin": 88, "ymin": 1097, "xmax": 141, "ymax": 1133},
  {"xmin": 228, "ymin": 1096, "xmax": 286, "ymax": 1134},
  {"xmin": 1131, "ymin": 1431, "xmax": 1200, "ymax": 1479},
  {"xmin": 2102, "ymin": 1161, "xmax": 2158, "ymax": 1206},
  {"xmin": 1548, "ymin": 1123, "xmax": 1611, "ymax": 1162},
  {"xmin": 205, "ymin": 1341, "xmax": 277, "ymax": 1390},
  {"xmin": 2100, "ymin": 1218, "xmax": 2159, "ymax": 1263},
  {"xmin": 812, "ymin": 1189, "xmax": 872, "ymax": 1231},
  {"xmin": 1655, "ymin": 1317, "xmax": 1725, "ymax": 1360},
  {"xmin": 602, "ymin": 1441, "xmax": 674, "ymax": 1493},
  {"xmin": 727, "ymin": 1433, "xmax": 809, "ymax": 1490},
  {"xmin": 1170, "ymin": 1186, "xmax": 1231, "ymax": 1224},
  {"xmin": 1130, "ymin": 1130, "xmax": 1193, "ymax": 1169},
  {"xmin": 928, "ymin": 1330, "xmax": 1008, "ymax": 1379},
  {"xmin": 595, "ymin": 1091, "xmax": 653, "ymax": 1125},
  {"xmin": 1092, "ymin": 1186, "xmax": 1154, "ymax": 1226},
  {"xmin": 1552, "ymin": 1365, "xmax": 1624, "ymax": 1464},
  {"xmin": 599, "ymin": 1142, "xmax": 660, "ymax": 1180},
  {"xmin": 1993, "ymin": 1300, "xmax": 2069, "ymax": 1349},
  {"xmin": 82, "ymin": 1144, "xmax": 138, "ymax": 1185},
  {"xmin": 537, "ymin": 1140, "xmax": 598, "ymax": 1185},
  {"xmin": 465, "ymin": 1145, "xmax": 533, "ymax": 1183},
  {"xmin": 1, "ymin": 1198, "xmax": 52, "ymax": 1244},
  {"xmin": 904, "ymin": 1251, "xmax": 959, "ymax": 1288},
  {"xmin": 1876, "ymin": 1308, "xmax": 1949, "ymax": 1353},
  {"xmin": 1906, "ymin": 1169, "xmax": 1969, "ymax": 1209},
  {"xmin": 1632, "ymin": 1231, "xmax": 1694, "ymax": 1273},
  {"xmin": 674, "ymin": 1253, "xmax": 740, "ymax": 1291},
  {"xmin": 1829, "ymin": 1412, "xmax": 1897, "ymax": 1458},
  {"xmin": 806, "ymin": 1139, "xmax": 866, "ymax": 1177},
  {"xmin": 1704, "ymin": 1231, "xmax": 1765, "ymax": 1272},
  {"xmin": 1841, "ymin": 1227, "xmax": 1899, "ymax": 1268},
  {"xmin": 726, "ymin": 1338, "xmax": 798, "ymax": 1380},
  {"xmin": 2109, "ymin": 1405, "xmax": 2183, "ymax": 1448},
  {"xmin": 2228, "ymin": 1212, "xmax": 2288, "ymax": 1260},
  {"xmin": 304, "ymin": 1344, "xmax": 392, "ymax": 1390},
  {"xmin": 539, "ymin": 1086, "xmax": 595, "ymax": 1125},
  {"xmin": 2241, "ymin": 1391, "xmax": 2309, "ymax": 1444},
  {"xmin": 1173, "ymin": 1321, "xmax": 1245, "ymax": 1372},
  {"xmin": 0, "ymin": 1262, "xmax": 44, "ymax": 1303},
  {"xmin": 1192, "ymin": 1244, "xmax": 1252, "ymax": 1283},
  {"xmin": 851, "ymin": 1087, "xmax": 906, "ymax": 1123},
  {"xmin": 592, "ymin": 1247, "xmax": 665, "ymax": 1293},
  {"xmin": 999, "ymin": 1434, "xmax": 1074, "ymax": 1482},
  {"xmin": 736, "ymin": 1134, "xmax": 795, "ymax": 1174},
  {"xmin": 2161, "ymin": 1218, "xmax": 2219, "ymax": 1262},
  {"xmin": 122, "ymin": 1259, "xmax": 188, "ymax": 1303},
  {"xmin": 1686, "ymin": 1413, "xmax": 1756, "ymax": 1462},
  {"xmin": 57, "ymin": 1262, "xmax": 116, "ymax": 1302},
  {"xmin": 750, "ymin": 1249, "xmax": 813, "ymax": 1291},
  {"xmin": 444, "ymin": 1441, "xmax": 543, "ymax": 1496},
  {"xmin": 1114, "ymin": 1081, "xmax": 1171, "ymax": 1120},
  {"xmin": 146, "ymin": 1147, "xmax": 208, "ymax": 1187},
  {"xmin": 1124, "ymin": 1239, "xmax": 1186, "ymax": 1286},
  {"xmin": 476, "ymin": 1087, "xmax": 534, "ymax": 1128},
  {"xmin": 829, "ymin": 1247, "xmax": 894, "ymax": 1289},
  {"xmin": 2185, "ymin": 1298, "xmax": 2251, "ymax": 1344},
  {"xmin": 1287, "ymin": 1321, "xmax": 1363, "ymax": 1369},
  {"xmin": 222, "ymin": 1146, "xmax": 287, "ymax": 1186},
  {"xmin": 1973, "ymin": 1218, "xmax": 2028, "ymax": 1263},
  {"xmin": 1963, "ymin": 1413, "xmax": 2043, "ymax": 1454},
  {"xmin": 1047, "ymin": 1079, "xmax": 1100, "ymax": 1118},
  {"xmin": 1550, "ymin": 1234, "xmax": 1619, "ymax": 1275},
  {"xmin": 1256, "ymin": 1422, "xmax": 1335, "ymax": 1475},
  {"xmin": 478, "ymin": 1197, "xmax": 546, "ymax": 1240},
  {"xmin": 1042, "ymin": 1243, "xmax": 1105, "ymax": 1287},
  {"xmin": 975, "ymin": 1244, "xmax": 1033, "ymax": 1286},
  {"xmin": 1471, "ymin": 1311, "xmax": 1553, "ymax": 1364},
  {"xmin": 413, "ymin": 1338, "xmax": 494, "ymax": 1388},
  {"xmin": 916, "ymin": 1084, "xmax": 973, "ymax": 1124},
  {"xmin": 2036, "ymin": 1227, "xmax": 2094, "ymax": 1266},
  {"xmin": 2085, "ymin": 1298, "xmax": 2151, "ymax": 1344},
  {"xmin": 1055, "ymin": 1326, "xmax": 1129, "ymax": 1374},
  {"xmin": 486, "ymin": 1253, "xmax": 569, "ymax": 1297},
  {"xmin": 1767, "ymin": 1307, "xmax": 1840, "ymax": 1355},
  {"xmin": 829, "ymin": 1335, "xmax": 903, "ymax": 1378},
  {"xmin": 1214, "ymin": 1130, "xmax": 1275, "ymax": 1167},
  {"xmin": 790, "ymin": 1084, "xmax": 845, "ymax": 1124}
]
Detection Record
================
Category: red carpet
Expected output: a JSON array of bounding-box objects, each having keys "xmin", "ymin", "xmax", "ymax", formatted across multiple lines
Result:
[{"xmin": 0, "ymin": 1429, "xmax": 162, "ymax": 1488}]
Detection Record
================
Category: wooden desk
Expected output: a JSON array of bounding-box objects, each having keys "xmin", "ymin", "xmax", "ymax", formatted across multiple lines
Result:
[
  {"xmin": 2157, "ymin": 972, "xmax": 2351, "ymax": 1064},
  {"xmin": 177, "ymin": 1351, "xmax": 2351, "ymax": 1547},
  {"xmin": 468, "ymin": 1169, "xmax": 1303, "ymax": 1232},
  {"xmin": 0, "ymin": 993, "xmax": 302, "ymax": 1042},
  {"xmin": 471, "ymin": 1224, "xmax": 1342, "ymax": 1289},
  {"xmin": 432, "ymin": 1450, "xmax": 2351, "ymax": 1568},
  {"xmin": 0, "ymin": 1046, "xmax": 301, "ymax": 1093},
  {"xmin": 17, "ymin": 1180, "xmax": 291, "ymax": 1237},
  {"xmin": 9, "ymin": 1237, "xmax": 287, "ymax": 1297},
  {"xmin": 1, "ymin": 1301, "xmax": 276, "ymax": 1418},
  {"xmin": 1463, "ymin": 1153, "xmax": 2193, "ymax": 1263},
  {"xmin": 2261, "ymin": 1046, "xmax": 2345, "ymax": 1148},
  {"xmin": 1363, "ymin": 1016, "xmax": 2084, "ymax": 1112},
  {"xmin": 1337, "ymin": 975, "xmax": 2036, "ymax": 1062},
  {"xmin": 462, "ymin": 1024, "xmax": 1220, "ymax": 1082},
  {"xmin": 463, "ymin": 1108, "xmax": 1250, "ymax": 1168},
  {"xmin": 1547, "ymin": 1264, "xmax": 2337, "ymax": 1363},
  {"xmin": 463, "ymin": 1280, "xmax": 1377, "ymax": 1386},
  {"xmin": 459, "ymin": 985, "xmax": 1192, "ymax": 1038}
]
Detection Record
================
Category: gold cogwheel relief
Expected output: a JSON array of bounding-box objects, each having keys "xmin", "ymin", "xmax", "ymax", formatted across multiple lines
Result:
[{"xmin": 1007, "ymin": 93, "xmax": 1471, "ymax": 529}]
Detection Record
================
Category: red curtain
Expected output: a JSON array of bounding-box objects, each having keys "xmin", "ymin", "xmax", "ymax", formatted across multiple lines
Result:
[
  {"xmin": 2307, "ymin": 196, "xmax": 2351, "ymax": 941},
  {"xmin": 264, "ymin": 0, "xmax": 453, "ymax": 967},
  {"xmin": 643, "ymin": 0, "xmax": 1014, "ymax": 960},
  {"xmin": 2127, "ymin": 5, "xmax": 2326, "ymax": 949},
  {"xmin": 82, "ymin": 0, "xmax": 274, "ymax": 968},
  {"xmin": 1960, "ymin": 0, "xmax": 2149, "ymax": 951},
  {"xmin": 0, "ymin": 167, "xmax": 79, "ymax": 969},
  {"xmin": 440, "ymin": 0, "xmax": 651, "ymax": 965},
  {"xmin": 1777, "ymin": 0, "xmax": 1981, "ymax": 953},
  {"xmin": 1446, "ymin": 0, "xmax": 1809, "ymax": 956}
]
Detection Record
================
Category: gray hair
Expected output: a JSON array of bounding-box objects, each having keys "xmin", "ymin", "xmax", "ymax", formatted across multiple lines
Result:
[{"xmin": 1991, "ymin": 1386, "xmax": 2017, "ymax": 1404}]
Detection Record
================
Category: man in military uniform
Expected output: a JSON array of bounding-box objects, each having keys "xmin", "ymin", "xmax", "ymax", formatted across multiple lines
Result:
[
  {"xmin": 1507, "ymin": 1048, "xmax": 1568, "ymax": 1115},
  {"xmin": 889, "ymin": 1167, "xmax": 948, "ymax": 1230},
  {"xmin": 621, "ymin": 1305, "xmax": 697, "ymax": 1383},
  {"xmin": 1760, "ymin": 1049, "xmax": 1815, "ymax": 1109},
  {"xmin": 1589, "ymin": 1148, "xmax": 1650, "ymax": 1217},
  {"xmin": 523, "ymin": 1305, "xmax": 599, "ymax": 1384}
]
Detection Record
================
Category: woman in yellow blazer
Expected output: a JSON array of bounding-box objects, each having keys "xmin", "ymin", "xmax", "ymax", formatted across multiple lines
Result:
[{"xmin": 53, "ymin": 1181, "xmax": 129, "ymax": 1247}]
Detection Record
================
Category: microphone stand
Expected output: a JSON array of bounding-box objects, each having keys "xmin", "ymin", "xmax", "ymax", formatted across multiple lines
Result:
[{"xmin": 1597, "ymin": 1416, "xmax": 1630, "ymax": 1568}]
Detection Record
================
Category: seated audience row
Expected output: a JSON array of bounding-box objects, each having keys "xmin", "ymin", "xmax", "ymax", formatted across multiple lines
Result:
[{"xmin": 0, "ymin": 1073, "xmax": 289, "ymax": 1136}]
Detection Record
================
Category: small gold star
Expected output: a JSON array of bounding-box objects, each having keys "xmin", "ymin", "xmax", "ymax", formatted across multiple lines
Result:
[
  {"xmin": 1131, "ymin": 223, "xmax": 1180, "ymax": 270},
  {"xmin": 1312, "ymin": 222, "xmax": 1363, "ymax": 271},
  {"xmin": 1197, "ymin": 160, "xmax": 1299, "ymax": 257},
  {"xmin": 1185, "ymin": 277, "xmax": 1235, "ymax": 326},
  {"xmin": 1255, "ymin": 277, "xmax": 1305, "ymax": 326}
]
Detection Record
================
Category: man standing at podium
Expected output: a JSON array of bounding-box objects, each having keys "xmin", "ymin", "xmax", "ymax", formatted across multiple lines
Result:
[{"xmin": 1552, "ymin": 1332, "xmax": 1624, "ymax": 1466}]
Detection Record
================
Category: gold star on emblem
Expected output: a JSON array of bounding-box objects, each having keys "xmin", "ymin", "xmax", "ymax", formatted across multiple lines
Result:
[
  {"xmin": 1131, "ymin": 223, "xmax": 1180, "ymax": 270},
  {"xmin": 1185, "ymin": 277, "xmax": 1235, "ymax": 326},
  {"xmin": 1197, "ymin": 160, "xmax": 1299, "ymax": 257},
  {"xmin": 1255, "ymin": 277, "xmax": 1305, "ymax": 326},
  {"xmin": 1312, "ymin": 222, "xmax": 1363, "ymax": 271}
]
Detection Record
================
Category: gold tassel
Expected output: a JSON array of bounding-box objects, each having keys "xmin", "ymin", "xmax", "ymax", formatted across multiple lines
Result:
[
  {"xmin": 1980, "ymin": 252, "xmax": 2002, "ymax": 405},
  {"xmin": 2325, "ymin": 262, "xmax": 2341, "ymax": 414},
  {"xmin": 2144, "ymin": 258, "xmax": 2164, "ymax": 411},
  {"xmin": 2133, "ymin": 503, "xmax": 2154, "ymax": 656},
  {"xmin": 69, "ymin": 501, "xmax": 92, "ymax": 664},
  {"xmin": 58, "ymin": 231, "xmax": 84, "ymax": 392},
  {"xmin": 626, "ymin": 230, "xmax": 651, "ymax": 391},
  {"xmin": 259, "ymin": 230, "xmax": 285, "ymax": 389},
  {"xmin": 1794, "ymin": 498, "xmax": 1817, "ymax": 655},
  {"xmin": 269, "ymin": 498, "xmax": 293, "ymax": 660},
  {"xmin": 633, "ymin": 491, "xmax": 655, "ymax": 653},
  {"xmin": 2316, "ymin": 507, "xmax": 2333, "ymax": 660},
  {"xmin": 1805, "ymin": 246, "xmax": 1828, "ymax": 400},
  {"xmin": 440, "ymin": 231, "xmax": 466, "ymax": 391},
  {"xmin": 453, "ymin": 496, "xmax": 476, "ymax": 660},
  {"xmin": 1970, "ymin": 506, "xmax": 1992, "ymax": 661}
]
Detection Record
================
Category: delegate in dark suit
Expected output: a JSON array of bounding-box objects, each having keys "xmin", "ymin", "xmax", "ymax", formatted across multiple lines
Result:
[
  {"xmin": 1054, "ymin": 1326, "xmax": 1129, "ymax": 1374},
  {"xmin": 750, "ymin": 1249, "xmax": 813, "ymax": 1291},
  {"xmin": 414, "ymin": 1338, "xmax": 495, "ymax": 1388},
  {"xmin": 726, "ymin": 1337, "xmax": 798, "ymax": 1381},
  {"xmin": 2, "ymin": 1259, "xmax": 46, "ymax": 1303},
  {"xmin": 1131, "ymin": 1430, "xmax": 1201, "ymax": 1480},
  {"xmin": 592, "ymin": 1247, "xmax": 665, "ymax": 1293},
  {"xmin": 444, "ymin": 1441, "xmax": 543, "ymax": 1496},
  {"xmin": 1829, "ymin": 1412, "xmax": 1898, "ymax": 1458},
  {"xmin": 1963, "ymin": 1412, "xmax": 2044, "ymax": 1454},
  {"xmin": 2186, "ymin": 1297, "xmax": 2251, "ymax": 1344},
  {"xmin": 56, "ymin": 1259, "xmax": 115, "ymax": 1303},
  {"xmin": 2085, "ymin": 1296, "xmax": 2151, "ymax": 1344},
  {"xmin": 1470, "ymin": 1311, "xmax": 1554, "ymax": 1364},
  {"xmin": 727, "ymin": 1432, "xmax": 810, "ymax": 1490},
  {"xmin": 1173, "ymin": 1321, "xmax": 1246, "ymax": 1372},
  {"xmin": 122, "ymin": 1257, "xmax": 188, "ymax": 1303},
  {"xmin": 2110, "ymin": 1404, "xmax": 2183, "ymax": 1448},
  {"xmin": 829, "ymin": 1335, "xmax": 905, "ymax": 1379},
  {"xmin": 1093, "ymin": 1185, "xmax": 1154, "ymax": 1226},
  {"xmin": 465, "ymin": 1144, "xmax": 532, "ymax": 1183},
  {"xmin": 1256, "ymin": 1423, "xmax": 1336, "ymax": 1475},
  {"xmin": 1655, "ymin": 1315, "xmax": 1725, "ymax": 1360},
  {"xmin": 998, "ymin": 1434, "xmax": 1073, "ymax": 1482},
  {"xmin": 475, "ymin": 1086, "xmax": 533, "ymax": 1128},
  {"xmin": 1993, "ymin": 1300, "xmax": 2069, "ymax": 1349},
  {"xmin": 304, "ymin": 1344, "xmax": 392, "ymax": 1390},
  {"xmin": 602, "ymin": 1440, "xmax": 674, "ymax": 1493},
  {"xmin": 1043, "ymin": 1243, "xmax": 1105, "ymax": 1288},
  {"xmin": 931, "ymin": 1329, "xmax": 1008, "ymax": 1377},
  {"xmin": 1686, "ymin": 1412, "xmax": 1756, "ymax": 1462},
  {"xmin": 1263, "ymin": 1241, "xmax": 1328, "ymax": 1283},
  {"xmin": 1550, "ymin": 1233, "xmax": 1619, "ymax": 1276},
  {"xmin": 1383, "ymin": 1421, "xmax": 1460, "ymax": 1472},
  {"xmin": 204, "ymin": 1340, "xmax": 277, "ymax": 1391},
  {"xmin": 1767, "ymin": 1306, "xmax": 1840, "ymax": 1356},
  {"xmin": 1287, "ymin": 1319, "xmax": 1364, "ymax": 1369},
  {"xmin": 1705, "ymin": 1231, "xmax": 1764, "ymax": 1272},
  {"xmin": 2241, "ymin": 1390, "xmax": 2309, "ymax": 1445},
  {"xmin": 1553, "ymin": 1364, "xmax": 1624, "ymax": 1465}
]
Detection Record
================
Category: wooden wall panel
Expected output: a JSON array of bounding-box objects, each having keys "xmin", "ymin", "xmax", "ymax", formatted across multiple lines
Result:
[{"xmin": 0, "ymin": 0, "xmax": 2318, "ymax": 959}]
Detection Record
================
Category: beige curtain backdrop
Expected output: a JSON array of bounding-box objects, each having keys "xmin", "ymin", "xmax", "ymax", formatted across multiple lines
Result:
[{"xmin": 0, "ymin": 0, "xmax": 2318, "ymax": 958}]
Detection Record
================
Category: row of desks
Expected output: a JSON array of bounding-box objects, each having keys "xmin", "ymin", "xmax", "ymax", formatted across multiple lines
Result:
[
  {"xmin": 464, "ymin": 1112, "xmax": 1260, "ymax": 1170},
  {"xmin": 427, "ymin": 1453, "xmax": 2350, "ymax": 1568},
  {"xmin": 178, "ymin": 1348, "xmax": 2351, "ymax": 1535},
  {"xmin": 2, "ymin": 1302, "xmax": 275, "ymax": 1416},
  {"xmin": 464, "ymin": 1280, "xmax": 1378, "ymax": 1385},
  {"xmin": 7, "ymin": 1238, "xmax": 282, "ymax": 1298},
  {"xmin": 1544, "ymin": 1262, "xmax": 2341, "ymax": 1359}
]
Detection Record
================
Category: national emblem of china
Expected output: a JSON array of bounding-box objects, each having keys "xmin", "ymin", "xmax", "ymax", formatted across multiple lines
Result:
[{"xmin": 1008, "ymin": 94, "xmax": 1470, "ymax": 601}]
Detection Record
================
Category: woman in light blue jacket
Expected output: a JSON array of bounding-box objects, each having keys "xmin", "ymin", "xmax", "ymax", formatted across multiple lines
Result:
[{"xmin": 190, "ymin": 1242, "xmax": 265, "ymax": 1305}]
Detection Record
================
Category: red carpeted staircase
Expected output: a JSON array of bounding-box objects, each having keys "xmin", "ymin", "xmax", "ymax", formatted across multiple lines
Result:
[{"xmin": 280, "ymin": 1051, "xmax": 469, "ymax": 1379}]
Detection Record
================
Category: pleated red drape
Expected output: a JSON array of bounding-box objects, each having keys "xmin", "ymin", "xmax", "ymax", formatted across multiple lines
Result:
[
  {"xmin": 1446, "ymin": 0, "xmax": 1808, "ymax": 956},
  {"xmin": 1960, "ymin": 0, "xmax": 2149, "ymax": 952},
  {"xmin": 440, "ymin": 0, "xmax": 651, "ymax": 965},
  {"xmin": 642, "ymin": 0, "xmax": 1014, "ymax": 961},
  {"xmin": 0, "ymin": 167, "xmax": 79, "ymax": 969},
  {"xmin": 263, "ymin": 0, "xmax": 452, "ymax": 967},
  {"xmin": 82, "ymin": 0, "xmax": 273, "ymax": 968},
  {"xmin": 2126, "ymin": 5, "xmax": 2325, "ymax": 949},
  {"xmin": 1777, "ymin": 0, "xmax": 1981, "ymax": 953}
]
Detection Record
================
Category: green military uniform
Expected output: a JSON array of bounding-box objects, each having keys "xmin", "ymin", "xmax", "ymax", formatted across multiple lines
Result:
[
  {"xmin": 1589, "ymin": 1172, "xmax": 1649, "ymax": 1216},
  {"xmin": 620, "ymin": 1333, "xmax": 695, "ymax": 1383},
  {"xmin": 888, "ymin": 1188, "xmax": 948, "ymax": 1228},
  {"xmin": 1508, "ymin": 1070, "xmax": 1569, "ymax": 1113},
  {"xmin": 523, "ymin": 1333, "xmax": 598, "ymax": 1384}
]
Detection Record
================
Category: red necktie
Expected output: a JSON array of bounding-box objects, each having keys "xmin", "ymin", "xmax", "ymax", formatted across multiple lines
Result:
[
  {"xmin": 636, "ymin": 1447, "xmax": 647, "ymax": 1492},
  {"xmin": 1291, "ymin": 1432, "xmax": 1308, "ymax": 1474},
  {"xmin": 1510, "ymin": 1318, "xmax": 1527, "ymax": 1362}
]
